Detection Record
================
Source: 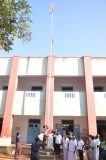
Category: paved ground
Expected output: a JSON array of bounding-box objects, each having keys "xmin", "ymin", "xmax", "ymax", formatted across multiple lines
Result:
[
  {"xmin": 0, "ymin": 155, "xmax": 62, "ymax": 160},
  {"xmin": 0, "ymin": 154, "xmax": 86, "ymax": 160}
]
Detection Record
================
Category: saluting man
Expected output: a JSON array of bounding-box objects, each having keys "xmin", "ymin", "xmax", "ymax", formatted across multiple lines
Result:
[{"xmin": 31, "ymin": 137, "xmax": 46, "ymax": 160}]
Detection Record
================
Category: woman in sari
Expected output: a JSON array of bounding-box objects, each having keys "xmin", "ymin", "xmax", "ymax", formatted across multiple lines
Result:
[{"xmin": 14, "ymin": 132, "xmax": 21, "ymax": 159}]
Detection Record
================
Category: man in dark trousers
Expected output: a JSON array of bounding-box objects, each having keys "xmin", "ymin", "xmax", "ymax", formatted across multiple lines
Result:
[
  {"xmin": 31, "ymin": 136, "xmax": 46, "ymax": 160},
  {"xmin": 54, "ymin": 132, "xmax": 62, "ymax": 155}
]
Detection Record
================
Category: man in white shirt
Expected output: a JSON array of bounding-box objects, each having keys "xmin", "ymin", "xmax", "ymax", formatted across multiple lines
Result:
[
  {"xmin": 77, "ymin": 137, "xmax": 84, "ymax": 160},
  {"xmin": 95, "ymin": 135, "xmax": 100, "ymax": 160},
  {"xmin": 91, "ymin": 136, "xmax": 97, "ymax": 160},
  {"xmin": 54, "ymin": 132, "xmax": 62, "ymax": 155},
  {"xmin": 62, "ymin": 134, "xmax": 69, "ymax": 160}
]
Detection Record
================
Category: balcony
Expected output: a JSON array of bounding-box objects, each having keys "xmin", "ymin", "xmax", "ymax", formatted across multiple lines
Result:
[
  {"xmin": 53, "ymin": 92, "xmax": 86, "ymax": 116},
  {"xmin": 94, "ymin": 92, "xmax": 106, "ymax": 116},
  {"xmin": 12, "ymin": 91, "xmax": 45, "ymax": 115},
  {"xmin": 0, "ymin": 91, "xmax": 7, "ymax": 114}
]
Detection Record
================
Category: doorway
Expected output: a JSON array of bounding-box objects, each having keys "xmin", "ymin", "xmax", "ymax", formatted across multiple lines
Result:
[
  {"xmin": 97, "ymin": 120, "xmax": 106, "ymax": 138},
  {"xmin": 27, "ymin": 119, "xmax": 40, "ymax": 143}
]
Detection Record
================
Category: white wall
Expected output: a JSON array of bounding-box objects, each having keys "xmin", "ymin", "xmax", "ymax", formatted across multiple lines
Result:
[
  {"xmin": 54, "ymin": 58, "xmax": 84, "ymax": 76},
  {"xmin": 12, "ymin": 91, "xmax": 45, "ymax": 115},
  {"xmin": 0, "ymin": 91, "xmax": 7, "ymax": 114},
  {"xmin": 53, "ymin": 92, "xmax": 87, "ymax": 116},
  {"xmin": 91, "ymin": 58, "xmax": 106, "ymax": 76},
  {"xmin": 12, "ymin": 115, "xmax": 44, "ymax": 142},
  {"xmin": 53, "ymin": 116, "xmax": 87, "ymax": 134},
  {"xmin": 18, "ymin": 58, "xmax": 47, "ymax": 75},
  {"xmin": 0, "ymin": 58, "xmax": 12, "ymax": 75},
  {"xmin": 55, "ymin": 78, "xmax": 84, "ymax": 91},
  {"xmin": 94, "ymin": 92, "xmax": 106, "ymax": 116}
]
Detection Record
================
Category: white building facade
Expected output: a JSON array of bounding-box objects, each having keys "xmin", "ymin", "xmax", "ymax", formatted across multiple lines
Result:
[{"xmin": 0, "ymin": 55, "xmax": 106, "ymax": 145}]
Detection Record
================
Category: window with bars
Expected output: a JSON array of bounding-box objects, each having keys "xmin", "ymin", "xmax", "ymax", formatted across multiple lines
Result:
[
  {"xmin": 62, "ymin": 86, "xmax": 73, "ymax": 92},
  {"xmin": 94, "ymin": 86, "xmax": 103, "ymax": 92},
  {"xmin": 31, "ymin": 86, "xmax": 43, "ymax": 91},
  {"xmin": 2, "ymin": 86, "xmax": 8, "ymax": 90}
]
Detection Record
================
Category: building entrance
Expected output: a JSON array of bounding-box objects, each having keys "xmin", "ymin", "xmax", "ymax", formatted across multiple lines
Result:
[
  {"xmin": 56, "ymin": 120, "xmax": 80, "ymax": 139},
  {"xmin": 27, "ymin": 119, "xmax": 40, "ymax": 143},
  {"xmin": 97, "ymin": 120, "xmax": 106, "ymax": 139}
]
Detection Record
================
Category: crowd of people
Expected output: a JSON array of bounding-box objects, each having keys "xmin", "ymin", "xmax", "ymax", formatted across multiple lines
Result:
[
  {"xmin": 14, "ymin": 129, "xmax": 106, "ymax": 160},
  {"xmin": 52, "ymin": 131, "xmax": 106, "ymax": 160}
]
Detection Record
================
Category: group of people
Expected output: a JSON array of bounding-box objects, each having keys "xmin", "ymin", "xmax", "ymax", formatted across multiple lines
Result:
[
  {"xmin": 53, "ymin": 131, "xmax": 106, "ymax": 160},
  {"xmin": 14, "ymin": 129, "xmax": 106, "ymax": 160},
  {"xmin": 62, "ymin": 135, "xmax": 106, "ymax": 160},
  {"xmin": 84, "ymin": 134, "xmax": 106, "ymax": 160}
]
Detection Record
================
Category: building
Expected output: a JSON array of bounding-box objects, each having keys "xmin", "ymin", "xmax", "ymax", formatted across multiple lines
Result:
[{"xmin": 0, "ymin": 55, "xmax": 106, "ymax": 145}]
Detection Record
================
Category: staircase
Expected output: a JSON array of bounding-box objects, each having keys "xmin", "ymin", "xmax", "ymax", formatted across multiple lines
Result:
[{"xmin": 39, "ymin": 148, "xmax": 63, "ymax": 159}]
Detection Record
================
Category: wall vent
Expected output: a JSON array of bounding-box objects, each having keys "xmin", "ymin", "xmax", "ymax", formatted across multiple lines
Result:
[
  {"xmin": 26, "ymin": 92, "xmax": 35, "ymax": 97},
  {"xmin": 65, "ymin": 93, "xmax": 75, "ymax": 98}
]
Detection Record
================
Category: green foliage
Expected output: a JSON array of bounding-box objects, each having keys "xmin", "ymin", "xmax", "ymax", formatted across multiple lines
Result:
[{"xmin": 0, "ymin": 0, "xmax": 33, "ymax": 52}]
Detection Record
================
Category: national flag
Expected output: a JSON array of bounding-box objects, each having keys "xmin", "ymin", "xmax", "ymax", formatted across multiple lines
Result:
[{"xmin": 50, "ymin": 3, "xmax": 54, "ymax": 13}]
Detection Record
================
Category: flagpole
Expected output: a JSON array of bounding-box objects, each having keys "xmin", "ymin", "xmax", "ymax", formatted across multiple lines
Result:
[
  {"xmin": 47, "ymin": 4, "xmax": 54, "ymax": 128},
  {"xmin": 51, "ymin": 10, "xmax": 53, "ymax": 55}
]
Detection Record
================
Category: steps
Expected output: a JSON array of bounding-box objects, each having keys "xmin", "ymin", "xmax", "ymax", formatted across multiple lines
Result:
[{"xmin": 39, "ymin": 149, "xmax": 63, "ymax": 159}]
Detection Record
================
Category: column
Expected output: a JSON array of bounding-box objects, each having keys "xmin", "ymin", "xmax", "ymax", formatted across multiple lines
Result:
[
  {"xmin": 83, "ymin": 56, "xmax": 97, "ymax": 135},
  {"xmin": 0, "ymin": 56, "xmax": 20, "ymax": 145},
  {"xmin": 45, "ymin": 55, "xmax": 54, "ymax": 133}
]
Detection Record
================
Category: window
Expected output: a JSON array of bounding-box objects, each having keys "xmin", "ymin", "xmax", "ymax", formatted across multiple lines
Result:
[
  {"xmin": 94, "ymin": 86, "xmax": 103, "ymax": 92},
  {"xmin": 62, "ymin": 120, "xmax": 74, "ymax": 124},
  {"xmin": 31, "ymin": 86, "xmax": 43, "ymax": 91},
  {"xmin": 62, "ymin": 86, "xmax": 73, "ymax": 92},
  {"xmin": 97, "ymin": 120, "xmax": 106, "ymax": 125},
  {"xmin": 29, "ymin": 119, "xmax": 40, "ymax": 124},
  {"xmin": 2, "ymin": 86, "xmax": 8, "ymax": 90}
]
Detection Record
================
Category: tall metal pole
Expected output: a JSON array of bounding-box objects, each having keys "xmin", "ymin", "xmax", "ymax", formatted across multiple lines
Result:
[{"xmin": 47, "ymin": 5, "xmax": 54, "ymax": 127}]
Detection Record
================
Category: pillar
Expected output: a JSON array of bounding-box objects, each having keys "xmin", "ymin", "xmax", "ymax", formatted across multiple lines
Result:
[
  {"xmin": 45, "ymin": 55, "xmax": 54, "ymax": 133},
  {"xmin": 83, "ymin": 56, "xmax": 97, "ymax": 135},
  {"xmin": 0, "ymin": 56, "xmax": 20, "ymax": 145}
]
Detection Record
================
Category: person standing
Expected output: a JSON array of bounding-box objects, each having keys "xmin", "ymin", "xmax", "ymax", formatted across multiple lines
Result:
[
  {"xmin": 99, "ymin": 138, "xmax": 105, "ymax": 160},
  {"xmin": 95, "ymin": 135, "xmax": 100, "ymax": 160},
  {"xmin": 14, "ymin": 132, "xmax": 21, "ymax": 159},
  {"xmin": 42, "ymin": 125, "xmax": 49, "ymax": 149},
  {"xmin": 31, "ymin": 136, "xmax": 46, "ymax": 160},
  {"xmin": 85, "ymin": 135, "xmax": 93, "ymax": 160},
  {"xmin": 55, "ymin": 132, "xmax": 62, "ymax": 155},
  {"xmin": 77, "ymin": 137, "xmax": 84, "ymax": 160},
  {"xmin": 91, "ymin": 136, "xmax": 97, "ymax": 160},
  {"xmin": 52, "ymin": 131, "xmax": 56, "ymax": 152},
  {"xmin": 101, "ymin": 142, "xmax": 106, "ymax": 160},
  {"xmin": 68, "ymin": 136, "xmax": 77, "ymax": 160},
  {"xmin": 62, "ymin": 134, "xmax": 69, "ymax": 160}
]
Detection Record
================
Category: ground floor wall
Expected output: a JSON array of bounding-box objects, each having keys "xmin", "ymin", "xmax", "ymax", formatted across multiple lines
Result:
[
  {"xmin": 3, "ymin": 115, "xmax": 106, "ymax": 144},
  {"xmin": 12, "ymin": 115, "xmax": 44, "ymax": 143}
]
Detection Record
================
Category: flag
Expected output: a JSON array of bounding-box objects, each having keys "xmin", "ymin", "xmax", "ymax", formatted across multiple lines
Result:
[{"xmin": 50, "ymin": 3, "xmax": 54, "ymax": 13}]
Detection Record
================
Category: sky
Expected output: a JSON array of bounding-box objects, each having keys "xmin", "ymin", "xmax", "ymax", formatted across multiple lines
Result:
[{"xmin": 1, "ymin": 0, "xmax": 106, "ymax": 57}]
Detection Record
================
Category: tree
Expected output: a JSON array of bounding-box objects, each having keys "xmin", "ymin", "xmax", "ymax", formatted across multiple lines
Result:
[{"xmin": 0, "ymin": 0, "xmax": 33, "ymax": 52}]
